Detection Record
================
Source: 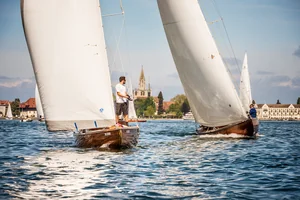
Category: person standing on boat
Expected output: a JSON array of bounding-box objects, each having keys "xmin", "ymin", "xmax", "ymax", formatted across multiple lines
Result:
[
  {"xmin": 115, "ymin": 76, "xmax": 130, "ymax": 123},
  {"xmin": 249, "ymin": 104, "xmax": 259, "ymax": 134}
]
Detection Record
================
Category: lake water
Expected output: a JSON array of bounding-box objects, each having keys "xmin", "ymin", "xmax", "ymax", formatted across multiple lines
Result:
[{"xmin": 0, "ymin": 120, "xmax": 300, "ymax": 199}]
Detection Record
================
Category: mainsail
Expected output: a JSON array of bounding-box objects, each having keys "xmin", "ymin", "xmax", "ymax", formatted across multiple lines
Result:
[
  {"xmin": 35, "ymin": 84, "xmax": 44, "ymax": 119},
  {"xmin": 6, "ymin": 103, "xmax": 13, "ymax": 118},
  {"xmin": 239, "ymin": 53, "xmax": 252, "ymax": 113},
  {"xmin": 21, "ymin": 0, "xmax": 116, "ymax": 131},
  {"xmin": 157, "ymin": 0, "xmax": 247, "ymax": 127}
]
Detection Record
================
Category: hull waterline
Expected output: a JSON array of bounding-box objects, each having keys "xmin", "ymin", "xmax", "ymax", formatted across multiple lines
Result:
[
  {"xmin": 197, "ymin": 119, "xmax": 254, "ymax": 137},
  {"xmin": 75, "ymin": 126, "xmax": 139, "ymax": 149}
]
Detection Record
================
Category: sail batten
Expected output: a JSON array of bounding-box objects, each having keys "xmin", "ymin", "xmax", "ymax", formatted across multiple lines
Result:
[
  {"xmin": 240, "ymin": 53, "xmax": 252, "ymax": 113},
  {"xmin": 22, "ymin": 0, "xmax": 116, "ymax": 131},
  {"xmin": 157, "ymin": 0, "xmax": 247, "ymax": 127}
]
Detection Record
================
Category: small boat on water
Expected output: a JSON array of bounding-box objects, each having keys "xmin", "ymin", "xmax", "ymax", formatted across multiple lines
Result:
[
  {"xmin": 182, "ymin": 112, "xmax": 194, "ymax": 120},
  {"xmin": 157, "ymin": 0, "xmax": 255, "ymax": 137},
  {"xmin": 21, "ymin": 118, "xmax": 33, "ymax": 122},
  {"xmin": 21, "ymin": 0, "xmax": 139, "ymax": 149}
]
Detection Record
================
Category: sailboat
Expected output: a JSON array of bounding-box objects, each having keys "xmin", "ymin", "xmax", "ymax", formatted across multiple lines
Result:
[
  {"xmin": 239, "ymin": 53, "xmax": 252, "ymax": 113},
  {"xmin": 157, "ymin": 0, "xmax": 254, "ymax": 136},
  {"xmin": 21, "ymin": 0, "xmax": 139, "ymax": 149},
  {"xmin": 35, "ymin": 85, "xmax": 45, "ymax": 122},
  {"xmin": 6, "ymin": 103, "xmax": 13, "ymax": 120},
  {"xmin": 127, "ymin": 78, "xmax": 146, "ymax": 123}
]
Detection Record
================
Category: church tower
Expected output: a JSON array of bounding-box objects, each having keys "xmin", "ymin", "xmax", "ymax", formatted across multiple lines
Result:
[{"xmin": 134, "ymin": 66, "xmax": 152, "ymax": 100}]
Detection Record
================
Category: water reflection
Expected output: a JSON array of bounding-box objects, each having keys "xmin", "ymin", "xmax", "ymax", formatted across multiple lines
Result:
[{"xmin": 16, "ymin": 150, "xmax": 120, "ymax": 199}]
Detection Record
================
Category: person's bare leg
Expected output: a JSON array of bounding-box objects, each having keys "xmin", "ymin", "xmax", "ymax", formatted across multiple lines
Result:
[
  {"xmin": 124, "ymin": 115, "xmax": 128, "ymax": 122},
  {"xmin": 116, "ymin": 115, "xmax": 119, "ymax": 123}
]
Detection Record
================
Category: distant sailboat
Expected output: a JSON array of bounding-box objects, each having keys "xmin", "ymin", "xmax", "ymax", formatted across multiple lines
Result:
[
  {"xmin": 35, "ymin": 85, "xmax": 45, "ymax": 122},
  {"xmin": 21, "ymin": 0, "xmax": 139, "ymax": 148},
  {"xmin": 157, "ymin": 0, "xmax": 254, "ymax": 136},
  {"xmin": 6, "ymin": 103, "xmax": 13, "ymax": 120},
  {"xmin": 239, "ymin": 53, "xmax": 252, "ymax": 113}
]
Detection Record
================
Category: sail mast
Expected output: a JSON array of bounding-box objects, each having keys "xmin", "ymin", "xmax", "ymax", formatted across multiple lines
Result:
[
  {"xmin": 157, "ymin": 0, "xmax": 247, "ymax": 127},
  {"xmin": 21, "ymin": 0, "xmax": 116, "ymax": 131}
]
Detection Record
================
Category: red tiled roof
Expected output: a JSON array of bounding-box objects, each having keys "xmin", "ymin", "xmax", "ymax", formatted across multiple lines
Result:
[
  {"xmin": 0, "ymin": 100, "xmax": 10, "ymax": 106},
  {"xmin": 20, "ymin": 98, "xmax": 36, "ymax": 109},
  {"xmin": 163, "ymin": 101, "xmax": 174, "ymax": 111}
]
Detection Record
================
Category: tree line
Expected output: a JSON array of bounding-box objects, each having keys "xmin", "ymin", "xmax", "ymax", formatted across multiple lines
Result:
[{"xmin": 134, "ymin": 92, "xmax": 190, "ymax": 118}]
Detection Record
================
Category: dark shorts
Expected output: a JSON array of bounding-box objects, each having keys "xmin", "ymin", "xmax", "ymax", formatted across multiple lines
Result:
[{"xmin": 116, "ymin": 102, "xmax": 128, "ymax": 115}]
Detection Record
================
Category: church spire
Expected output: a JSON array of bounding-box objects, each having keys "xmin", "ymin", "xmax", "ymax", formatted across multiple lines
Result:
[
  {"xmin": 139, "ymin": 65, "xmax": 145, "ymax": 82},
  {"xmin": 139, "ymin": 65, "xmax": 146, "ymax": 90}
]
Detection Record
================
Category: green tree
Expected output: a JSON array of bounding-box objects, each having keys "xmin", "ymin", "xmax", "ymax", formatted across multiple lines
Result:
[
  {"xmin": 276, "ymin": 99, "xmax": 281, "ymax": 104},
  {"xmin": 157, "ymin": 91, "xmax": 164, "ymax": 115},
  {"xmin": 11, "ymin": 98, "xmax": 20, "ymax": 117},
  {"xmin": 297, "ymin": 97, "xmax": 300, "ymax": 104},
  {"xmin": 134, "ymin": 97, "xmax": 156, "ymax": 117},
  {"xmin": 171, "ymin": 94, "xmax": 186, "ymax": 105},
  {"xmin": 181, "ymin": 99, "xmax": 190, "ymax": 114},
  {"xmin": 144, "ymin": 106, "xmax": 155, "ymax": 117}
]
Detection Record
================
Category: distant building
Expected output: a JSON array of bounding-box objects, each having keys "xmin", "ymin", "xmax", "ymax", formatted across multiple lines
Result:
[
  {"xmin": 133, "ymin": 66, "xmax": 152, "ymax": 100},
  {"xmin": 0, "ymin": 100, "xmax": 10, "ymax": 117},
  {"xmin": 256, "ymin": 104, "xmax": 300, "ymax": 120},
  {"xmin": 20, "ymin": 98, "xmax": 37, "ymax": 118}
]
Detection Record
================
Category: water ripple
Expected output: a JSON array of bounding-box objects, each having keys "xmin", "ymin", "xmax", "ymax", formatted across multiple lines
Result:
[{"xmin": 0, "ymin": 120, "xmax": 300, "ymax": 199}]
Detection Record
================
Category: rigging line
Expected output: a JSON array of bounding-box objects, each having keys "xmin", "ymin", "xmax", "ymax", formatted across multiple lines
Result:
[
  {"xmin": 211, "ymin": 0, "xmax": 241, "ymax": 72},
  {"xmin": 109, "ymin": 14, "xmax": 126, "ymax": 73},
  {"xmin": 211, "ymin": 0, "xmax": 242, "ymax": 77}
]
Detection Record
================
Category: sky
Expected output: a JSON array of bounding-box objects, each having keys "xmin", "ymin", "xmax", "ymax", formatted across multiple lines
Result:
[{"xmin": 0, "ymin": 0, "xmax": 299, "ymax": 104}]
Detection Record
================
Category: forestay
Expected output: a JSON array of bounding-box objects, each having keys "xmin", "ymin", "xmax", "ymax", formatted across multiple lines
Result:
[
  {"xmin": 157, "ymin": 0, "xmax": 247, "ymax": 127},
  {"xmin": 35, "ymin": 85, "xmax": 44, "ymax": 118},
  {"xmin": 21, "ymin": 0, "xmax": 115, "ymax": 131},
  {"xmin": 239, "ymin": 53, "xmax": 252, "ymax": 113}
]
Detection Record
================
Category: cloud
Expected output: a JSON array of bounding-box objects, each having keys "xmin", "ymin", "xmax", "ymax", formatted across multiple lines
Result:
[
  {"xmin": 167, "ymin": 72, "xmax": 179, "ymax": 79},
  {"xmin": 291, "ymin": 76, "xmax": 300, "ymax": 87},
  {"xmin": 0, "ymin": 77, "xmax": 33, "ymax": 88},
  {"xmin": 293, "ymin": 45, "xmax": 300, "ymax": 58},
  {"xmin": 0, "ymin": 78, "xmax": 35, "ymax": 102},
  {"xmin": 256, "ymin": 70, "xmax": 274, "ymax": 75},
  {"xmin": 268, "ymin": 75, "xmax": 291, "ymax": 87}
]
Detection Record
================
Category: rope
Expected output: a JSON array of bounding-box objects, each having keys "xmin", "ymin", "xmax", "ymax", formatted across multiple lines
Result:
[{"xmin": 210, "ymin": 0, "xmax": 242, "ymax": 89}]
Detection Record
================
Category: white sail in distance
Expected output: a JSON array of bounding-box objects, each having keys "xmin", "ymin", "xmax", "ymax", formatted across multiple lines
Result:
[
  {"xmin": 21, "ymin": 0, "xmax": 116, "ymax": 131},
  {"xmin": 157, "ymin": 0, "xmax": 247, "ymax": 127},
  {"xmin": 127, "ymin": 78, "xmax": 137, "ymax": 119},
  {"xmin": 35, "ymin": 84, "xmax": 44, "ymax": 119},
  {"xmin": 239, "ymin": 53, "xmax": 252, "ymax": 113},
  {"xmin": 7, "ymin": 103, "xmax": 13, "ymax": 118}
]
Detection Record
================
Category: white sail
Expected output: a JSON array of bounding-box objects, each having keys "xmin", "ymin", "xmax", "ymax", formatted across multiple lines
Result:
[
  {"xmin": 35, "ymin": 84, "xmax": 44, "ymax": 119},
  {"xmin": 239, "ymin": 53, "xmax": 252, "ymax": 113},
  {"xmin": 6, "ymin": 103, "xmax": 13, "ymax": 118},
  {"xmin": 127, "ymin": 79, "xmax": 137, "ymax": 119},
  {"xmin": 157, "ymin": 0, "xmax": 247, "ymax": 127},
  {"xmin": 21, "ymin": 0, "xmax": 116, "ymax": 131}
]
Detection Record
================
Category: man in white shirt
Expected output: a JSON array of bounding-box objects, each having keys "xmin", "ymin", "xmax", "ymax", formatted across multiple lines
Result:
[{"xmin": 115, "ymin": 76, "xmax": 130, "ymax": 123}]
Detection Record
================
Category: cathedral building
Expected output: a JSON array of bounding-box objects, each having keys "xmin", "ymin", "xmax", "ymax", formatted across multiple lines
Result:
[{"xmin": 133, "ymin": 66, "xmax": 152, "ymax": 100}]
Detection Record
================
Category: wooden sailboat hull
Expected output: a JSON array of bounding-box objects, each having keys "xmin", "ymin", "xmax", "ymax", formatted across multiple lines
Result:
[
  {"xmin": 74, "ymin": 126, "xmax": 139, "ymax": 149},
  {"xmin": 127, "ymin": 119, "xmax": 147, "ymax": 123},
  {"xmin": 197, "ymin": 119, "xmax": 254, "ymax": 137}
]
